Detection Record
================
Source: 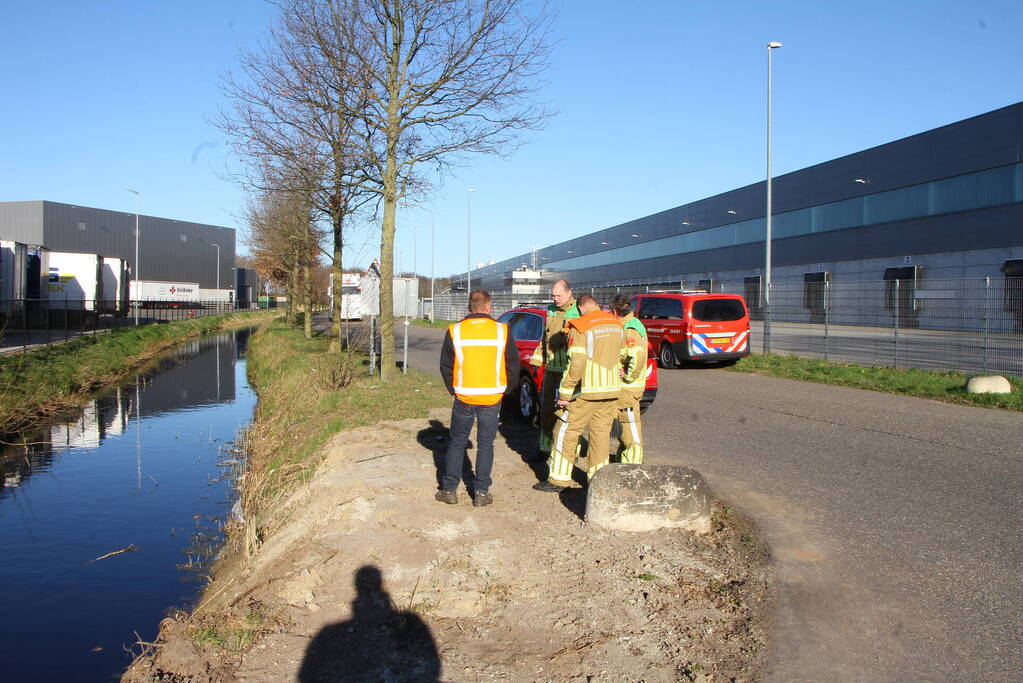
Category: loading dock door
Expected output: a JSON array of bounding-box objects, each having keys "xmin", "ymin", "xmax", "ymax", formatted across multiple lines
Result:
[
  {"xmin": 1001, "ymin": 259, "xmax": 1023, "ymax": 332},
  {"xmin": 883, "ymin": 265, "xmax": 921, "ymax": 328}
]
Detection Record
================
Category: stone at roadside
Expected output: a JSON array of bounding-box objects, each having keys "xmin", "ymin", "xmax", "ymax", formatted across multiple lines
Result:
[
  {"xmin": 585, "ymin": 463, "xmax": 712, "ymax": 533},
  {"xmin": 966, "ymin": 375, "xmax": 1012, "ymax": 395}
]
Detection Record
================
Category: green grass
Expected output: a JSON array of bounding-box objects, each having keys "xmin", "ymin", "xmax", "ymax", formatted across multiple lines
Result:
[
  {"xmin": 0, "ymin": 311, "xmax": 276, "ymax": 432},
  {"xmin": 408, "ymin": 317, "xmax": 453, "ymax": 329},
  {"xmin": 727, "ymin": 353, "xmax": 1023, "ymax": 412}
]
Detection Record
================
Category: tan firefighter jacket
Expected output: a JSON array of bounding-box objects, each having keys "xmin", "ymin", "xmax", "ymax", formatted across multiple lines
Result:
[{"xmin": 558, "ymin": 310, "xmax": 627, "ymax": 401}]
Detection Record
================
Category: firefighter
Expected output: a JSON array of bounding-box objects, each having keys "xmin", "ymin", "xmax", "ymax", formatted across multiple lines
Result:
[
  {"xmin": 528, "ymin": 279, "xmax": 580, "ymax": 458},
  {"xmin": 610, "ymin": 294, "xmax": 647, "ymax": 464},
  {"xmin": 438, "ymin": 290, "xmax": 520, "ymax": 506},
  {"xmin": 533, "ymin": 294, "xmax": 627, "ymax": 492}
]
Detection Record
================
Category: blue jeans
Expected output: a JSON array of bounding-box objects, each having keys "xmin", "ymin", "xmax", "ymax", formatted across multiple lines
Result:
[{"xmin": 442, "ymin": 398, "xmax": 500, "ymax": 494}]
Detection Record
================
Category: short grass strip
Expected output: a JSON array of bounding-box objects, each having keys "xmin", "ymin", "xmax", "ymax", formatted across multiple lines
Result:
[{"xmin": 727, "ymin": 353, "xmax": 1022, "ymax": 412}]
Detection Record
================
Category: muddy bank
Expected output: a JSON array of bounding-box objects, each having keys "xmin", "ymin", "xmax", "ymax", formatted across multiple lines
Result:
[{"xmin": 124, "ymin": 411, "xmax": 773, "ymax": 682}]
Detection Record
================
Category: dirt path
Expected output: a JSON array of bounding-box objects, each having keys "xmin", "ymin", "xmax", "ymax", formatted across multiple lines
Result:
[{"xmin": 125, "ymin": 411, "xmax": 772, "ymax": 682}]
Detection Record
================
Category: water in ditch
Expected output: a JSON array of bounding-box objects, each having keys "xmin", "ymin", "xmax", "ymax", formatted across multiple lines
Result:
[{"xmin": 0, "ymin": 329, "xmax": 257, "ymax": 682}]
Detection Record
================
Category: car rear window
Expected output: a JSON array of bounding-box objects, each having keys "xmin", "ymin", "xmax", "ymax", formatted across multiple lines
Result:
[{"xmin": 691, "ymin": 299, "xmax": 746, "ymax": 322}]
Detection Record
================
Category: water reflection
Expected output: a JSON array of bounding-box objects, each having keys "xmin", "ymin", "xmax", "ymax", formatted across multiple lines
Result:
[
  {"xmin": 0, "ymin": 328, "xmax": 256, "ymax": 682},
  {"xmin": 0, "ymin": 329, "xmax": 251, "ymax": 497}
]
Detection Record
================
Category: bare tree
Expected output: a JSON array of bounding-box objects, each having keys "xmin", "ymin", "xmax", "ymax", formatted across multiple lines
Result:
[
  {"xmin": 217, "ymin": 8, "xmax": 374, "ymax": 337},
  {"xmin": 282, "ymin": 0, "xmax": 553, "ymax": 380}
]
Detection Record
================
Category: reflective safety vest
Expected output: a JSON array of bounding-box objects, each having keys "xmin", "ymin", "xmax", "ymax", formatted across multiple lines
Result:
[{"xmin": 449, "ymin": 317, "xmax": 509, "ymax": 406}]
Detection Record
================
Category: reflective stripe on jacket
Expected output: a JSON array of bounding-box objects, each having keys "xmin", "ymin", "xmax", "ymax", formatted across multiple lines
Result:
[
  {"xmin": 449, "ymin": 317, "xmax": 509, "ymax": 405},
  {"xmin": 558, "ymin": 311, "xmax": 626, "ymax": 401},
  {"xmin": 621, "ymin": 313, "xmax": 649, "ymax": 395},
  {"xmin": 529, "ymin": 299, "xmax": 581, "ymax": 371}
]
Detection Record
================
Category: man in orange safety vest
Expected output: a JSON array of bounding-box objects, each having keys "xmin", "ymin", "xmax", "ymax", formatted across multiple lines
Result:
[{"xmin": 438, "ymin": 290, "xmax": 520, "ymax": 506}]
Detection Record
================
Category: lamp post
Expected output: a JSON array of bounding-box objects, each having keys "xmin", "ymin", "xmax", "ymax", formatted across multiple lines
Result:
[
  {"xmin": 764, "ymin": 41, "xmax": 782, "ymax": 354},
  {"xmin": 467, "ymin": 188, "xmax": 475, "ymax": 295},
  {"xmin": 124, "ymin": 189, "xmax": 140, "ymax": 325},
  {"xmin": 210, "ymin": 242, "xmax": 220, "ymax": 290}
]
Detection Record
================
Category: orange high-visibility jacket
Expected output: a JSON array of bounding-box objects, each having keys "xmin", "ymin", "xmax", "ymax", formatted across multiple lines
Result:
[{"xmin": 449, "ymin": 317, "xmax": 509, "ymax": 405}]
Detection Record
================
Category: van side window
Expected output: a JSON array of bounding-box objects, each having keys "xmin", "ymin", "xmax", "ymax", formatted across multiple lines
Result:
[
  {"xmin": 637, "ymin": 298, "xmax": 657, "ymax": 319},
  {"xmin": 663, "ymin": 299, "xmax": 683, "ymax": 320}
]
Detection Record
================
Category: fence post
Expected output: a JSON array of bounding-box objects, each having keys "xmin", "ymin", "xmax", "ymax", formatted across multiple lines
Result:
[
  {"xmin": 824, "ymin": 280, "xmax": 830, "ymax": 361},
  {"xmin": 369, "ymin": 315, "xmax": 376, "ymax": 376},
  {"xmin": 402, "ymin": 318, "xmax": 409, "ymax": 375},
  {"xmin": 982, "ymin": 276, "xmax": 990, "ymax": 374},
  {"xmin": 893, "ymin": 278, "xmax": 900, "ymax": 368}
]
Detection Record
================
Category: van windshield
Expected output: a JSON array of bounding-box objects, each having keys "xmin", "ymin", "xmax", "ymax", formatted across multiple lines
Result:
[{"xmin": 692, "ymin": 299, "xmax": 745, "ymax": 322}]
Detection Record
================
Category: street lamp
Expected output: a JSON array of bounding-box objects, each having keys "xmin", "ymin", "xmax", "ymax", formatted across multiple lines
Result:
[
  {"xmin": 124, "ymin": 189, "xmax": 140, "ymax": 325},
  {"xmin": 467, "ymin": 188, "xmax": 475, "ymax": 294},
  {"xmin": 764, "ymin": 40, "xmax": 782, "ymax": 354}
]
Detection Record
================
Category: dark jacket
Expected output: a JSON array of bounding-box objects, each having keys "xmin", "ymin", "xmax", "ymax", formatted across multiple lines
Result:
[{"xmin": 439, "ymin": 313, "xmax": 521, "ymax": 397}]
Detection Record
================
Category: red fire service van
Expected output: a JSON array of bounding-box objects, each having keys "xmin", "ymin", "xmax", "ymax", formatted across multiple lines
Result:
[
  {"xmin": 630, "ymin": 292, "xmax": 751, "ymax": 368},
  {"xmin": 497, "ymin": 305, "xmax": 658, "ymax": 421}
]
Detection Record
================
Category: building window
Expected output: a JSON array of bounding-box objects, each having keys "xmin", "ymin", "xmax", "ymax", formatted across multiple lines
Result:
[
  {"xmin": 77, "ymin": 221, "xmax": 86, "ymax": 231},
  {"xmin": 180, "ymin": 234, "xmax": 188, "ymax": 242},
  {"xmin": 698, "ymin": 278, "xmax": 715, "ymax": 292}
]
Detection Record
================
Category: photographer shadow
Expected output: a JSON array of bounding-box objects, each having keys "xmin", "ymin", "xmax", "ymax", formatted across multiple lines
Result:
[{"xmin": 297, "ymin": 565, "xmax": 440, "ymax": 682}]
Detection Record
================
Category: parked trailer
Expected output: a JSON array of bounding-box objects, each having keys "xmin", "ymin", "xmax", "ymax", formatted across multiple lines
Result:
[
  {"xmin": 44, "ymin": 251, "xmax": 130, "ymax": 315},
  {"xmin": 1, "ymin": 241, "xmax": 28, "ymax": 320},
  {"xmin": 131, "ymin": 280, "xmax": 201, "ymax": 308}
]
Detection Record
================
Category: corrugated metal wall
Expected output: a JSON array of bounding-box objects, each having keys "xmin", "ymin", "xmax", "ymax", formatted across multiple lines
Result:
[{"xmin": 0, "ymin": 200, "xmax": 235, "ymax": 288}]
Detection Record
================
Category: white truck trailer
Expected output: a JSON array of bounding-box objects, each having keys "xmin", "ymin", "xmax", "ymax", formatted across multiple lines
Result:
[
  {"xmin": 130, "ymin": 280, "xmax": 201, "ymax": 307},
  {"xmin": 45, "ymin": 251, "xmax": 130, "ymax": 315}
]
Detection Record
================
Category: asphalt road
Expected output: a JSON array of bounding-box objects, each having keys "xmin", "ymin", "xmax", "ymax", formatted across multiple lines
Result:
[{"xmin": 347, "ymin": 320, "xmax": 1023, "ymax": 681}]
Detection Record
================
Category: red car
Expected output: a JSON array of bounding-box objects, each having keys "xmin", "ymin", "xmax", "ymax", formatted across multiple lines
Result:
[{"xmin": 497, "ymin": 305, "xmax": 658, "ymax": 421}]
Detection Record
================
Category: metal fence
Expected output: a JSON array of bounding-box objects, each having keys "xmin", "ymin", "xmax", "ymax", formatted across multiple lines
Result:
[
  {"xmin": 432, "ymin": 278, "xmax": 1023, "ymax": 377},
  {"xmin": 0, "ymin": 299, "xmax": 265, "ymax": 355}
]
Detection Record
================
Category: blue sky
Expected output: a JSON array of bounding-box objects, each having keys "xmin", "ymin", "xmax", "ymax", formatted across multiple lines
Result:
[{"xmin": 2, "ymin": 1, "xmax": 1021, "ymax": 278}]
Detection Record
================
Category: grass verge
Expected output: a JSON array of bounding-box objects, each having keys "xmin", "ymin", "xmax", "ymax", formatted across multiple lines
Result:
[
  {"xmin": 0, "ymin": 311, "xmax": 277, "ymax": 433},
  {"xmin": 236, "ymin": 319, "xmax": 450, "ymax": 556},
  {"xmin": 408, "ymin": 317, "xmax": 453, "ymax": 329},
  {"xmin": 727, "ymin": 353, "xmax": 1023, "ymax": 412}
]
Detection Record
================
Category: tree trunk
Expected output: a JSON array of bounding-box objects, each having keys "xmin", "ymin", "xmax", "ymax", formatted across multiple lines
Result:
[
  {"xmin": 290, "ymin": 251, "xmax": 301, "ymax": 326},
  {"xmin": 379, "ymin": 191, "xmax": 396, "ymax": 381},
  {"xmin": 303, "ymin": 226, "xmax": 313, "ymax": 340},
  {"xmin": 330, "ymin": 209, "xmax": 344, "ymax": 338}
]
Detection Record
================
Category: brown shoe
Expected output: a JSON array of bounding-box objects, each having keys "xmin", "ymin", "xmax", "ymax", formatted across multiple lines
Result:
[
  {"xmin": 473, "ymin": 491, "xmax": 493, "ymax": 507},
  {"xmin": 434, "ymin": 489, "xmax": 458, "ymax": 505}
]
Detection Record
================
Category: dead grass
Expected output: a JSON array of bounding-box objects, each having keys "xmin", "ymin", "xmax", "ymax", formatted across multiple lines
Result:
[{"xmin": 232, "ymin": 319, "xmax": 450, "ymax": 558}]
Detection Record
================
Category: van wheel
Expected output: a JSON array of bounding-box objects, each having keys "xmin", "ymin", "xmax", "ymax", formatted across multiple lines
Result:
[
  {"xmin": 517, "ymin": 375, "xmax": 538, "ymax": 423},
  {"xmin": 659, "ymin": 344, "xmax": 678, "ymax": 369}
]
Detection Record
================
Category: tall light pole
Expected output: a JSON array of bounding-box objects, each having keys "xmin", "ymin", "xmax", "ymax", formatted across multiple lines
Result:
[
  {"xmin": 124, "ymin": 189, "xmax": 140, "ymax": 325},
  {"xmin": 764, "ymin": 41, "xmax": 782, "ymax": 354},
  {"xmin": 209, "ymin": 242, "xmax": 221, "ymax": 290},
  {"xmin": 467, "ymin": 188, "xmax": 475, "ymax": 294}
]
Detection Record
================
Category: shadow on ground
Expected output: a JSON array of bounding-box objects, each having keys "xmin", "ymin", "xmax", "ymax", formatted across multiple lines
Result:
[{"xmin": 297, "ymin": 565, "xmax": 440, "ymax": 682}]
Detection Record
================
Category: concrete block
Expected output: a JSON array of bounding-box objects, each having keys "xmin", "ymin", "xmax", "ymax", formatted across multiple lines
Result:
[
  {"xmin": 585, "ymin": 464, "xmax": 712, "ymax": 534},
  {"xmin": 966, "ymin": 375, "xmax": 1012, "ymax": 394}
]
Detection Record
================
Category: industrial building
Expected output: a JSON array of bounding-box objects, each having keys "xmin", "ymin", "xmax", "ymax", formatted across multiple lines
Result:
[
  {"xmin": 457, "ymin": 102, "xmax": 1023, "ymax": 332},
  {"xmin": 0, "ymin": 200, "xmax": 236, "ymax": 302}
]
